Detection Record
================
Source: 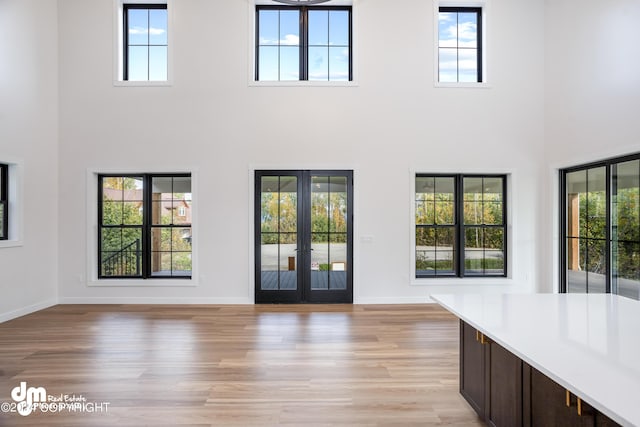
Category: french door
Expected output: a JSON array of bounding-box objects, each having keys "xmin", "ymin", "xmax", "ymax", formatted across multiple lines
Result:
[{"xmin": 255, "ymin": 170, "xmax": 353, "ymax": 303}]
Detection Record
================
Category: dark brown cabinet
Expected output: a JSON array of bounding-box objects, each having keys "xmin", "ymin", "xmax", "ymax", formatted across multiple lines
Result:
[
  {"xmin": 460, "ymin": 320, "xmax": 488, "ymax": 418},
  {"xmin": 525, "ymin": 365, "xmax": 621, "ymax": 427},
  {"xmin": 527, "ymin": 365, "xmax": 593, "ymax": 427},
  {"xmin": 459, "ymin": 320, "xmax": 522, "ymax": 427},
  {"xmin": 487, "ymin": 341, "xmax": 522, "ymax": 426},
  {"xmin": 459, "ymin": 321, "xmax": 621, "ymax": 427}
]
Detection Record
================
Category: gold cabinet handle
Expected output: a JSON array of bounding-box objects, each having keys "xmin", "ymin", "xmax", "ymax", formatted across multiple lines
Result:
[
  {"xmin": 577, "ymin": 397, "xmax": 582, "ymax": 416},
  {"xmin": 480, "ymin": 333, "xmax": 489, "ymax": 345},
  {"xmin": 474, "ymin": 329, "xmax": 490, "ymax": 345},
  {"xmin": 565, "ymin": 390, "xmax": 584, "ymax": 416}
]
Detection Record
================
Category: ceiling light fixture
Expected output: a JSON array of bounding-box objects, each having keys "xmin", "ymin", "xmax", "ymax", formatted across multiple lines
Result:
[{"xmin": 272, "ymin": 0, "xmax": 331, "ymax": 5}]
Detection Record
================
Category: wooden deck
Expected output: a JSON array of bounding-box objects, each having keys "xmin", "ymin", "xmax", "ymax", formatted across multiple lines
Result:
[
  {"xmin": 0, "ymin": 304, "xmax": 484, "ymax": 426},
  {"xmin": 260, "ymin": 271, "xmax": 348, "ymax": 290}
]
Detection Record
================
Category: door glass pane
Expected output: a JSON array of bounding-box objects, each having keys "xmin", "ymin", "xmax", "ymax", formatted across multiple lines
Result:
[
  {"xmin": 0, "ymin": 203, "xmax": 4, "ymax": 239},
  {"xmin": 565, "ymin": 167, "xmax": 606, "ymax": 293},
  {"xmin": 311, "ymin": 175, "xmax": 348, "ymax": 291},
  {"xmin": 566, "ymin": 170, "xmax": 586, "ymax": 292},
  {"xmin": 311, "ymin": 176, "xmax": 329, "ymax": 290},
  {"xmin": 612, "ymin": 160, "xmax": 640, "ymax": 300},
  {"xmin": 329, "ymin": 233, "xmax": 347, "ymax": 290},
  {"xmin": 329, "ymin": 176, "xmax": 347, "ymax": 232},
  {"xmin": 260, "ymin": 176, "xmax": 298, "ymax": 291},
  {"xmin": 586, "ymin": 238, "xmax": 606, "ymax": 294},
  {"xmin": 311, "ymin": 232, "xmax": 329, "ymax": 290},
  {"xmin": 327, "ymin": 176, "xmax": 348, "ymax": 289}
]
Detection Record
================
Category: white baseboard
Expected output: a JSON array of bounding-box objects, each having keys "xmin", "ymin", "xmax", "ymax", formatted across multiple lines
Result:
[
  {"xmin": 57, "ymin": 297, "xmax": 253, "ymax": 305},
  {"xmin": 0, "ymin": 298, "xmax": 59, "ymax": 323},
  {"xmin": 354, "ymin": 296, "xmax": 434, "ymax": 304},
  {"xmin": 0, "ymin": 297, "xmax": 433, "ymax": 313}
]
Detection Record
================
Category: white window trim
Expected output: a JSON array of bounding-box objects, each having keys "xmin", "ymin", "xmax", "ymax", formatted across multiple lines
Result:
[
  {"xmin": 0, "ymin": 159, "xmax": 24, "ymax": 249},
  {"xmin": 247, "ymin": 0, "xmax": 359, "ymax": 87},
  {"xmin": 409, "ymin": 167, "xmax": 514, "ymax": 285},
  {"xmin": 433, "ymin": 0, "xmax": 491, "ymax": 88},
  {"xmin": 113, "ymin": 0, "xmax": 174, "ymax": 87},
  {"xmin": 86, "ymin": 168, "xmax": 198, "ymax": 286}
]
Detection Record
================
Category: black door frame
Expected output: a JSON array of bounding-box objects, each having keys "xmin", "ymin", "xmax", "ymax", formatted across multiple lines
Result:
[{"xmin": 254, "ymin": 170, "xmax": 353, "ymax": 303}]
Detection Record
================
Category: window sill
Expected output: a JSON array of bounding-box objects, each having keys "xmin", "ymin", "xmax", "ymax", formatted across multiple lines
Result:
[
  {"xmin": 88, "ymin": 278, "xmax": 197, "ymax": 287},
  {"xmin": 434, "ymin": 82, "xmax": 492, "ymax": 89},
  {"xmin": 0, "ymin": 240, "xmax": 23, "ymax": 249},
  {"xmin": 113, "ymin": 80, "xmax": 173, "ymax": 87},
  {"xmin": 249, "ymin": 80, "xmax": 358, "ymax": 88}
]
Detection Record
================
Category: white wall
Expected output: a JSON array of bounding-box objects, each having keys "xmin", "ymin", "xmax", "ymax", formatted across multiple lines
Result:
[
  {"xmin": 543, "ymin": 0, "xmax": 640, "ymax": 292},
  {"xmin": 0, "ymin": 0, "xmax": 59, "ymax": 320},
  {"xmin": 56, "ymin": 0, "xmax": 545, "ymax": 304}
]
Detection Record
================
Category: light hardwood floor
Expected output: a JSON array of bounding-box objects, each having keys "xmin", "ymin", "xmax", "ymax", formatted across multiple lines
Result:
[{"xmin": 0, "ymin": 304, "xmax": 484, "ymax": 426}]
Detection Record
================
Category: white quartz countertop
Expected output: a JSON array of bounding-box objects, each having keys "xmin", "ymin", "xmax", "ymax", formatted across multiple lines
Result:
[{"xmin": 430, "ymin": 293, "xmax": 640, "ymax": 427}]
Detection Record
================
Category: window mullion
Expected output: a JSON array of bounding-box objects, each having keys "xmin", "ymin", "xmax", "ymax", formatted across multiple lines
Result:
[
  {"xmin": 477, "ymin": 9, "xmax": 483, "ymax": 82},
  {"xmin": 143, "ymin": 174, "xmax": 152, "ymax": 278},
  {"xmin": 605, "ymin": 165, "xmax": 611, "ymax": 293},
  {"xmin": 457, "ymin": 175, "xmax": 464, "ymax": 277},
  {"xmin": 123, "ymin": 6, "xmax": 129, "ymax": 81},
  {"xmin": 1, "ymin": 164, "xmax": 8, "ymax": 240},
  {"xmin": 301, "ymin": 7, "xmax": 308, "ymax": 80},
  {"xmin": 146, "ymin": 9, "xmax": 150, "ymax": 81}
]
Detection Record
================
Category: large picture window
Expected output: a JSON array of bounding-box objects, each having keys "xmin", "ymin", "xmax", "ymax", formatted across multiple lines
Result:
[
  {"xmin": 561, "ymin": 154, "xmax": 640, "ymax": 300},
  {"xmin": 256, "ymin": 6, "xmax": 352, "ymax": 81},
  {"xmin": 415, "ymin": 174, "xmax": 506, "ymax": 278},
  {"xmin": 0, "ymin": 164, "xmax": 7, "ymax": 240},
  {"xmin": 99, "ymin": 174, "xmax": 192, "ymax": 279}
]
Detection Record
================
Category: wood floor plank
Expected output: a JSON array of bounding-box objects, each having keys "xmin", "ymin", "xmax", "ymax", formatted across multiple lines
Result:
[{"xmin": 0, "ymin": 304, "xmax": 484, "ymax": 426}]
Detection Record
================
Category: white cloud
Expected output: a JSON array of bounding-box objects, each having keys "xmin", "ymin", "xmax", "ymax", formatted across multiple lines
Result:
[
  {"xmin": 457, "ymin": 22, "xmax": 477, "ymax": 42},
  {"xmin": 439, "ymin": 22, "xmax": 477, "ymax": 48},
  {"xmin": 258, "ymin": 34, "xmax": 300, "ymax": 46},
  {"xmin": 129, "ymin": 26, "xmax": 166, "ymax": 36},
  {"xmin": 439, "ymin": 13, "xmax": 454, "ymax": 24},
  {"xmin": 281, "ymin": 34, "xmax": 299, "ymax": 46}
]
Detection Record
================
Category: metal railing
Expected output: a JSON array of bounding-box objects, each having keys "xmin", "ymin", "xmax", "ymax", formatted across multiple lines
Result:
[{"xmin": 102, "ymin": 239, "xmax": 141, "ymax": 276}]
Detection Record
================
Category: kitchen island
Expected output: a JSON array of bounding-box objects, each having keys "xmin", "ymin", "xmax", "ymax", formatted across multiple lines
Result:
[{"xmin": 431, "ymin": 293, "xmax": 639, "ymax": 427}]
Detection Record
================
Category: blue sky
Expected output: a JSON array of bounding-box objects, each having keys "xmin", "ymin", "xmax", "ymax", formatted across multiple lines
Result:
[
  {"xmin": 258, "ymin": 9, "xmax": 349, "ymax": 81},
  {"xmin": 438, "ymin": 11, "xmax": 478, "ymax": 82},
  {"xmin": 127, "ymin": 8, "xmax": 168, "ymax": 81}
]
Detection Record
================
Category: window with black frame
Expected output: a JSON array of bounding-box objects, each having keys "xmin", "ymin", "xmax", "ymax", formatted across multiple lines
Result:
[
  {"xmin": 123, "ymin": 3, "xmax": 168, "ymax": 81},
  {"xmin": 0, "ymin": 164, "xmax": 8, "ymax": 240},
  {"xmin": 99, "ymin": 174, "xmax": 192, "ymax": 279},
  {"xmin": 562, "ymin": 154, "xmax": 640, "ymax": 300},
  {"xmin": 438, "ymin": 7, "xmax": 482, "ymax": 83},
  {"xmin": 256, "ymin": 5, "xmax": 352, "ymax": 81},
  {"xmin": 415, "ymin": 174, "xmax": 506, "ymax": 278}
]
